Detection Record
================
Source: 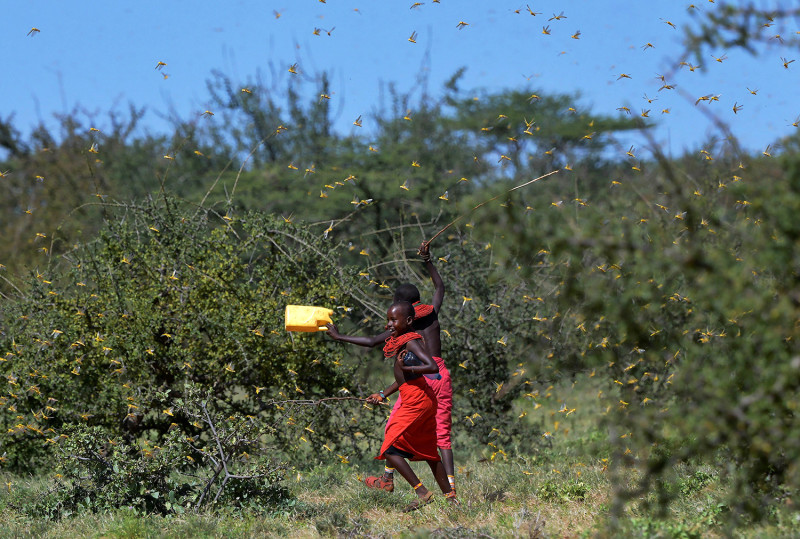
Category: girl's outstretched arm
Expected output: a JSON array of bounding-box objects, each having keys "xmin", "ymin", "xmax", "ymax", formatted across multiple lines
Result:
[{"xmin": 326, "ymin": 324, "xmax": 391, "ymax": 348}]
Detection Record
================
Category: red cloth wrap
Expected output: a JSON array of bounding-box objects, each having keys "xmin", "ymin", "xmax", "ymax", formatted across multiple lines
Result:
[
  {"xmin": 387, "ymin": 356, "xmax": 453, "ymax": 449},
  {"xmin": 383, "ymin": 331, "xmax": 422, "ymax": 358},
  {"xmin": 376, "ymin": 377, "xmax": 439, "ymax": 461}
]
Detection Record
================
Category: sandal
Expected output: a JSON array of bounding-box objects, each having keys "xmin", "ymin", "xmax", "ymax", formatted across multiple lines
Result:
[
  {"xmin": 403, "ymin": 490, "xmax": 434, "ymax": 512},
  {"xmin": 445, "ymin": 491, "xmax": 460, "ymax": 506},
  {"xmin": 364, "ymin": 475, "xmax": 394, "ymax": 492}
]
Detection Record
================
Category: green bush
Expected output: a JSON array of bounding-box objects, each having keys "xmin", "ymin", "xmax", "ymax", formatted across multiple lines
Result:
[
  {"xmin": 27, "ymin": 387, "xmax": 290, "ymax": 519},
  {"xmin": 0, "ymin": 196, "xmax": 375, "ymax": 474}
]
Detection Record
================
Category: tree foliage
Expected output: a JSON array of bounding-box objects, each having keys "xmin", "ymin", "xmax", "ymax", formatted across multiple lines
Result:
[
  {"xmin": 682, "ymin": 2, "xmax": 800, "ymax": 63},
  {"xmin": 514, "ymin": 145, "xmax": 800, "ymax": 522}
]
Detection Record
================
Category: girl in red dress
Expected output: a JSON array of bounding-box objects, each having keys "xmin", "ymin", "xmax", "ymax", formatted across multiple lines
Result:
[{"xmin": 367, "ymin": 301, "xmax": 454, "ymax": 511}]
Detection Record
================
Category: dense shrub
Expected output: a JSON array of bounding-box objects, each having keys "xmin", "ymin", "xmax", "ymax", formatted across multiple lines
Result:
[{"xmin": 0, "ymin": 196, "xmax": 374, "ymax": 474}]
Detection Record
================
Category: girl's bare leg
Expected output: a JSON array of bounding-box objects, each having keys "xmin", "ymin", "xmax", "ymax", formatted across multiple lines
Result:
[
  {"xmin": 427, "ymin": 459, "xmax": 452, "ymax": 494},
  {"xmin": 386, "ymin": 454, "xmax": 430, "ymax": 498},
  {"xmin": 439, "ymin": 448, "xmax": 455, "ymax": 488}
]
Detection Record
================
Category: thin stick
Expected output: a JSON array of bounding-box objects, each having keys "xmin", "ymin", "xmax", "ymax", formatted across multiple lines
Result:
[
  {"xmin": 266, "ymin": 396, "xmax": 390, "ymax": 407},
  {"xmin": 425, "ymin": 170, "xmax": 560, "ymax": 245}
]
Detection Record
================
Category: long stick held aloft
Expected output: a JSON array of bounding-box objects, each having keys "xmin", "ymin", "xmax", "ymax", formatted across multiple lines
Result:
[{"xmin": 425, "ymin": 169, "xmax": 560, "ymax": 245}]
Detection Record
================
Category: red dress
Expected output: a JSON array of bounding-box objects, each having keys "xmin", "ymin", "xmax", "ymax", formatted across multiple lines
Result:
[
  {"xmin": 377, "ymin": 377, "xmax": 439, "ymax": 461},
  {"xmin": 377, "ymin": 332, "xmax": 440, "ymax": 461}
]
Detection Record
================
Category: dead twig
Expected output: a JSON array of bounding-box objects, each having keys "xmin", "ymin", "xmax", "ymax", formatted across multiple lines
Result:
[{"xmin": 426, "ymin": 170, "xmax": 560, "ymax": 245}]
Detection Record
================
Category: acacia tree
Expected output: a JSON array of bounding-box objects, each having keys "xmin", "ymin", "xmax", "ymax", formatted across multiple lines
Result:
[
  {"xmin": 0, "ymin": 194, "xmax": 385, "ymax": 476},
  {"xmin": 445, "ymin": 86, "xmax": 640, "ymax": 181}
]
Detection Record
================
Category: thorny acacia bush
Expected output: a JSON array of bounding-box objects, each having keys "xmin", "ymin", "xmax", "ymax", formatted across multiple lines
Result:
[
  {"xmin": 26, "ymin": 386, "xmax": 290, "ymax": 518},
  {"xmin": 0, "ymin": 196, "xmax": 386, "ymax": 475}
]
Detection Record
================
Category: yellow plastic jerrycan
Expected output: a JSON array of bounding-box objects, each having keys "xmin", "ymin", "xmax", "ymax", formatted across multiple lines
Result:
[{"xmin": 285, "ymin": 305, "xmax": 334, "ymax": 332}]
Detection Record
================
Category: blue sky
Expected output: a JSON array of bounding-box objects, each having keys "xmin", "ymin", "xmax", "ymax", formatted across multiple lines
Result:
[{"xmin": 4, "ymin": 1, "xmax": 799, "ymax": 157}]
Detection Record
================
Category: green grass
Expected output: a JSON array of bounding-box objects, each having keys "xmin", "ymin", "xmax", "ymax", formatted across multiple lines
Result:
[{"xmin": 1, "ymin": 375, "xmax": 798, "ymax": 538}]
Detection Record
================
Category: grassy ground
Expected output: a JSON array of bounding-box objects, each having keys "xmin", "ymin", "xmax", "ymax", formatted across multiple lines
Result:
[
  {"xmin": 1, "ymin": 376, "xmax": 798, "ymax": 538},
  {"xmin": 0, "ymin": 460, "xmax": 619, "ymax": 538}
]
